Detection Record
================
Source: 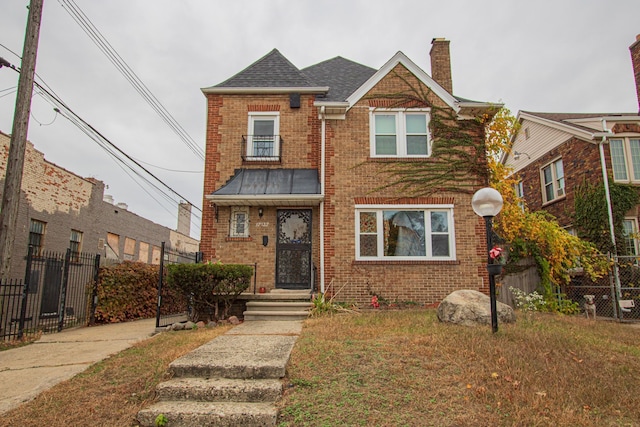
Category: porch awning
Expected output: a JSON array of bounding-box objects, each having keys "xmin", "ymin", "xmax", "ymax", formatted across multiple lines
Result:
[{"xmin": 206, "ymin": 168, "xmax": 323, "ymax": 206}]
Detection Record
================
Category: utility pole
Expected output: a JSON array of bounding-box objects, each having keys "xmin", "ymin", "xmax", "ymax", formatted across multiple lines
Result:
[{"xmin": 0, "ymin": 0, "xmax": 45, "ymax": 278}]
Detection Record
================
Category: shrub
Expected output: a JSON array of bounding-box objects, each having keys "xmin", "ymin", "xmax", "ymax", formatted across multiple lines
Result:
[{"xmin": 166, "ymin": 262, "xmax": 253, "ymax": 321}]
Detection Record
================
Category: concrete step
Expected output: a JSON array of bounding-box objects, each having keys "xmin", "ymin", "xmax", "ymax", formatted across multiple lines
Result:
[
  {"xmin": 245, "ymin": 301, "xmax": 313, "ymax": 311},
  {"xmin": 137, "ymin": 401, "xmax": 277, "ymax": 427},
  {"xmin": 169, "ymin": 335, "xmax": 298, "ymax": 379},
  {"xmin": 243, "ymin": 310, "xmax": 310, "ymax": 321},
  {"xmin": 156, "ymin": 377, "xmax": 283, "ymax": 402}
]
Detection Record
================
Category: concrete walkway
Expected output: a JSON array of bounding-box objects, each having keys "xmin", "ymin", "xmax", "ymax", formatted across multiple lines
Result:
[{"xmin": 0, "ymin": 318, "xmax": 157, "ymax": 414}]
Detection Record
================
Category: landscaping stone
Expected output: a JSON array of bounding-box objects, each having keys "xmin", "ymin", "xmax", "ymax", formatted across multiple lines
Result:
[
  {"xmin": 437, "ymin": 289, "xmax": 516, "ymax": 326},
  {"xmin": 228, "ymin": 316, "xmax": 241, "ymax": 325}
]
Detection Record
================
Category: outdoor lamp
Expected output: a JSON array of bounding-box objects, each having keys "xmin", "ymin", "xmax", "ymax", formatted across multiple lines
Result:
[{"xmin": 472, "ymin": 187, "xmax": 503, "ymax": 333}]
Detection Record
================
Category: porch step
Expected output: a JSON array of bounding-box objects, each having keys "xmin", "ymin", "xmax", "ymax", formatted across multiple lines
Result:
[
  {"xmin": 246, "ymin": 301, "xmax": 312, "ymax": 311},
  {"xmin": 243, "ymin": 310, "xmax": 310, "ymax": 321},
  {"xmin": 156, "ymin": 377, "xmax": 283, "ymax": 402},
  {"xmin": 137, "ymin": 401, "xmax": 277, "ymax": 427}
]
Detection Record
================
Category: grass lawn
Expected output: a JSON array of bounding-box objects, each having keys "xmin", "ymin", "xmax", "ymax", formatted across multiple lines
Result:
[
  {"xmin": 277, "ymin": 310, "xmax": 640, "ymax": 427},
  {"xmin": 0, "ymin": 311, "xmax": 638, "ymax": 426}
]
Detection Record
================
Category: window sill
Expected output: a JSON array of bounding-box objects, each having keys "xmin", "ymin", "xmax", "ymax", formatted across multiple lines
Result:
[
  {"xmin": 353, "ymin": 259, "xmax": 459, "ymax": 266},
  {"xmin": 367, "ymin": 157, "xmax": 431, "ymax": 162},
  {"xmin": 225, "ymin": 236, "xmax": 253, "ymax": 242},
  {"xmin": 541, "ymin": 195, "xmax": 566, "ymax": 208}
]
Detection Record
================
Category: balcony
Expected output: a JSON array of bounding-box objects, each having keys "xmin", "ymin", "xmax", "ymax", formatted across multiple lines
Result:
[{"xmin": 242, "ymin": 135, "xmax": 283, "ymax": 163}]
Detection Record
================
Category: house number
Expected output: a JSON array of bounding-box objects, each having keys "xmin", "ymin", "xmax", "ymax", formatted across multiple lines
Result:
[{"xmin": 256, "ymin": 222, "xmax": 269, "ymax": 227}]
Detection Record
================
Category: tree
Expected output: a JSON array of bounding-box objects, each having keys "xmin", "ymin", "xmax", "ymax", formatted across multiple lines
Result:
[{"xmin": 486, "ymin": 108, "xmax": 608, "ymax": 304}]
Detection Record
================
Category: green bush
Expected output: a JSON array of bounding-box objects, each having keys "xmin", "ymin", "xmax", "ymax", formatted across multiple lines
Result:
[{"xmin": 166, "ymin": 262, "xmax": 252, "ymax": 321}]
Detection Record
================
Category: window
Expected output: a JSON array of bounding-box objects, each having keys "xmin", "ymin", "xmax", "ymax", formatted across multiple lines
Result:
[
  {"xmin": 356, "ymin": 206, "xmax": 455, "ymax": 260},
  {"xmin": 70, "ymin": 230, "xmax": 82, "ymax": 259},
  {"xmin": 622, "ymin": 218, "xmax": 639, "ymax": 256},
  {"xmin": 370, "ymin": 109, "xmax": 430, "ymax": 157},
  {"xmin": 230, "ymin": 207, "xmax": 249, "ymax": 238},
  {"xmin": 247, "ymin": 112, "xmax": 279, "ymax": 159},
  {"xmin": 610, "ymin": 138, "xmax": 640, "ymax": 182},
  {"xmin": 514, "ymin": 181, "xmax": 525, "ymax": 212},
  {"xmin": 29, "ymin": 219, "xmax": 46, "ymax": 256},
  {"xmin": 541, "ymin": 158, "xmax": 565, "ymax": 203}
]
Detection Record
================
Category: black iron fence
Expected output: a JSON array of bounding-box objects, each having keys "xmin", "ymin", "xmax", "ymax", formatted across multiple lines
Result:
[{"xmin": 1, "ymin": 247, "xmax": 100, "ymax": 341}]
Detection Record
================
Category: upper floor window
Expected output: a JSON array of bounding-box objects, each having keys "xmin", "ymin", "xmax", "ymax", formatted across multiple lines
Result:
[
  {"xmin": 29, "ymin": 219, "xmax": 46, "ymax": 256},
  {"xmin": 609, "ymin": 138, "xmax": 640, "ymax": 182},
  {"xmin": 70, "ymin": 229, "xmax": 82, "ymax": 259},
  {"xmin": 622, "ymin": 218, "xmax": 639, "ymax": 256},
  {"xmin": 230, "ymin": 207, "xmax": 249, "ymax": 238},
  {"xmin": 370, "ymin": 109, "xmax": 431, "ymax": 157},
  {"xmin": 541, "ymin": 158, "xmax": 565, "ymax": 203},
  {"xmin": 514, "ymin": 180, "xmax": 525, "ymax": 212},
  {"xmin": 246, "ymin": 112, "xmax": 280, "ymax": 160},
  {"xmin": 356, "ymin": 206, "xmax": 455, "ymax": 261}
]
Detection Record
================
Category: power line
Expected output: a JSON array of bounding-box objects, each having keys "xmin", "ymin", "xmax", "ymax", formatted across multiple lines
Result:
[
  {"xmin": 57, "ymin": 0, "xmax": 205, "ymax": 161},
  {"xmin": 1, "ymin": 57, "xmax": 202, "ymax": 233}
]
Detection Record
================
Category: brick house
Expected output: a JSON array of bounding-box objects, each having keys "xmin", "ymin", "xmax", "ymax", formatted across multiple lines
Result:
[
  {"xmin": 503, "ymin": 35, "xmax": 640, "ymax": 255},
  {"xmin": 201, "ymin": 39, "xmax": 500, "ymax": 306}
]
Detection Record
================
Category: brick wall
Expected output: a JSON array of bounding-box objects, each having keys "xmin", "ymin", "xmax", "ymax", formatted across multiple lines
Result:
[{"xmin": 630, "ymin": 35, "xmax": 640, "ymax": 113}]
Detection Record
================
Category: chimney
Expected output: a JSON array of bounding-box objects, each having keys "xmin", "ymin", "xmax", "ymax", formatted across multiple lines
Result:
[
  {"xmin": 630, "ymin": 34, "xmax": 640, "ymax": 113},
  {"xmin": 430, "ymin": 38, "xmax": 453, "ymax": 94},
  {"xmin": 177, "ymin": 202, "xmax": 191, "ymax": 236}
]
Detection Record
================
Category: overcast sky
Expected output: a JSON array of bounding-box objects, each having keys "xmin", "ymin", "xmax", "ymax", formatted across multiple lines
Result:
[{"xmin": 1, "ymin": 0, "xmax": 639, "ymax": 240}]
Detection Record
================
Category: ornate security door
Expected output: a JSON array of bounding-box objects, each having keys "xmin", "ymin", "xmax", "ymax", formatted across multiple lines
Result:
[{"xmin": 276, "ymin": 209, "xmax": 312, "ymax": 289}]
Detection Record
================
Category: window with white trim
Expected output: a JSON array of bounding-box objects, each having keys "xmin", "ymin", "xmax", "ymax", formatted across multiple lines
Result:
[
  {"xmin": 247, "ymin": 112, "xmax": 280, "ymax": 159},
  {"xmin": 370, "ymin": 109, "xmax": 431, "ymax": 157},
  {"xmin": 609, "ymin": 138, "xmax": 640, "ymax": 182},
  {"xmin": 229, "ymin": 207, "xmax": 249, "ymax": 238},
  {"xmin": 514, "ymin": 180, "xmax": 525, "ymax": 212},
  {"xmin": 356, "ymin": 206, "xmax": 455, "ymax": 260},
  {"xmin": 541, "ymin": 158, "xmax": 565, "ymax": 203},
  {"xmin": 622, "ymin": 218, "xmax": 639, "ymax": 256}
]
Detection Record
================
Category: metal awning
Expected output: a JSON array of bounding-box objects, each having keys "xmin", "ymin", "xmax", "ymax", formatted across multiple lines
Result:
[{"xmin": 206, "ymin": 169, "xmax": 323, "ymax": 206}]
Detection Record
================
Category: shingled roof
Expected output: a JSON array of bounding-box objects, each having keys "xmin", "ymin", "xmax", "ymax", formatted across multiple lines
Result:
[
  {"xmin": 302, "ymin": 57, "xmax": 376, "ymax": 102},
  {"xmin": 522, "ymin": 111, "xmax": 640, "ymax": 133},
  {"xmin": 214, "ymin": 49, "xmax": 317, "ymax": 88}
]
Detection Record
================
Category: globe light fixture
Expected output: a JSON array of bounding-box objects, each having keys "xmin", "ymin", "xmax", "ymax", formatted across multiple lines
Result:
[{"xmin": 472, "ymin": 187, "xmax": 503, "ymax": 333}]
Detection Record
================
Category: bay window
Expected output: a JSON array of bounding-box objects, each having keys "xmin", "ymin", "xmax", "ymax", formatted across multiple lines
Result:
[{"xmin": 356, "ymin": 206, "xmax": 455, "ymax": 260}]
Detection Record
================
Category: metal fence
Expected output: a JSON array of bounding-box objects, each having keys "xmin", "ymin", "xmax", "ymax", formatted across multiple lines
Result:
[
  {"xmin": 155, "ymin": 242, "xmax": 201, "ymax": 328},
  {"xmin": 1, "ymin": 247, "xmax": 100, "ymax": 341},
  {"xmin": 566, "ymin": 255, "xmax": 640, "ymax": 321}
]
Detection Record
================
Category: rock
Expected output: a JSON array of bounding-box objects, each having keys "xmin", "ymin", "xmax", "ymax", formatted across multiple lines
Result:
[
  {"xmin": 196, "ymin": 321, "xmax": 206, "ymax": 329},
  {"xmin": 228, "ymin": 316, "xmax": 241, "ymax": 325},
  {"xmin": 171, "ymin": 322, "xmax": 185, "ymax": 331},
  {"xmin": 437, "ymin": 290, "xmax": 516, "ymax": 327},
  {"xmin": 184, "ymin": 321, "xmax": 196, "ymax": 330}
]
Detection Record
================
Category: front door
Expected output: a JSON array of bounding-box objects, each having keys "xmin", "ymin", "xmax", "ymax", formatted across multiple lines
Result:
[{"xmin": 276, "ymin": 209, "xmax": 312, "ymax": 289}]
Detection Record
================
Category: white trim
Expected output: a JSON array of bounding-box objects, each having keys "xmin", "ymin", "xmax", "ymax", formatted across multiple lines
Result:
[
  {"xmin": 206, "ymin": 194, "xmax": 324, "ymax": 206},
  {"xmin": 346, "ymin": 51, "xmax": 459, "ymax": 113},
  {"xmin": 369, "ymin": 108, "xmax": 432, "ymax": 158},
  {"xmin": 229, "ymin": 207, "xmax": 250, "ymax": 238},
  {"xmin": 354, "ymin": 205, "xmax": 456, "ymax": 261},
  {"xmin": 247, "ymin": 112, "xmax": 280, "ymax": 158},
  {"xmin": 609, "ymin": 137, "xmax": 640, "ymax": 183},
  {"xmin": 540, "ymin": 157, "xmax": 565, "ymax": 204}
]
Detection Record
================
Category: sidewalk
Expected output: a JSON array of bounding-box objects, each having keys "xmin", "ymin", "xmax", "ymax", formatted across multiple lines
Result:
[{"xmin": 0, "ymin": 318, "xmax": 157, "ymax": 414}]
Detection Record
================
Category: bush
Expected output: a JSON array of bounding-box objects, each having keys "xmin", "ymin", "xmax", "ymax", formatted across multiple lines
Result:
[{"xmin": 166, "ymin": 262, "xmax": 253, "ymax": 321}]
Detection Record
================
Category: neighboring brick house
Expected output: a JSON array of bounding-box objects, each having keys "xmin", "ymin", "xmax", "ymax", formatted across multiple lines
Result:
[
  {"xmin": 503, "ymin": 35, "xmax": 640, "ymax": 254},
  {"xmin": 201, "ymin": 39, "xmax": 500, "ymax": 306},
  {"xmin": 0, "ymin": 130, "xmax": 199, "ymax": 280}
]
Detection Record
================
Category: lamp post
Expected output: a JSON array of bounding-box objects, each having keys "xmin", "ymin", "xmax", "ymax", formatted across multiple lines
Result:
[{"xmin": 472, "ymin": 187, "xmax": 504, "ymax": 333}]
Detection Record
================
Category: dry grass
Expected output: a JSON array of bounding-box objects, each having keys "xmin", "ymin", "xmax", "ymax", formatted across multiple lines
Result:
[
  {"xmin": 0, "ymin": 325, "xmax": 230, "ymax": 427},
  {"xmin": 278, "ymin": 310, "xmax": 640, "ymax": 427}
]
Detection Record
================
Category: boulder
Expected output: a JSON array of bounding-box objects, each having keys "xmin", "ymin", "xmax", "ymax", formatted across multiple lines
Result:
[{"xmin": 437, "ymin": 290, "xmax": 516, "ymax": 327}]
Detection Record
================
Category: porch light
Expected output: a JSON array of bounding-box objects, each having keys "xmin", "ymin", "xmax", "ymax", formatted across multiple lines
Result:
[{"xmin": 471, "ymin": 187, "xmax": 503, "ymax": 333}]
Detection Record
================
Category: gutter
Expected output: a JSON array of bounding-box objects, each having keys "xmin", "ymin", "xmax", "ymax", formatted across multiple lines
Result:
[{"xmin": 320, "ymin": 106, "xmax": 326, "ymax": 294}]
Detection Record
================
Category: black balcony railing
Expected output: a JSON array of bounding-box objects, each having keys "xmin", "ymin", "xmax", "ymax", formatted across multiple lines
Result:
[{"xmin": 241, "ymin": 135, "xmax": 282, "ymax": 162}]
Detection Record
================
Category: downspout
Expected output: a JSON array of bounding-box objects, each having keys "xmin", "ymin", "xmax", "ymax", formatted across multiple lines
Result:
[
  {"xmin": 598, "ymin": 118, "xmax": 621, "ymax": 317},
  {"xmin": 320, "ymin": 106, "xmax": 326, "ymax": 294}
]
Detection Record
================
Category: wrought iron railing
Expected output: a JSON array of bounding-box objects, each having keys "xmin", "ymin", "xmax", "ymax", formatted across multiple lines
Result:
[{"xmin": 241, "ymin": 135, "xmax": 283, "ymax": 162}]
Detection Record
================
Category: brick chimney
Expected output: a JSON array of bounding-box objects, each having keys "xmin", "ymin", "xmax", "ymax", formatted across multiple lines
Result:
[
  {"xmin": 630, "ymin": 34, "xmax": 640, "ymax": 113},
  {"xmin": 430, "ymin": 38, "xmax": 453, "ymax": 94}
]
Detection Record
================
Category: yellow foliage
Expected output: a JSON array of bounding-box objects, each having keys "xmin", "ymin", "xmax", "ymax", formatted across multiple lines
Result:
[{"xmin": 485, "ymin": 108, "xmax": 608, "ymax": 290}]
